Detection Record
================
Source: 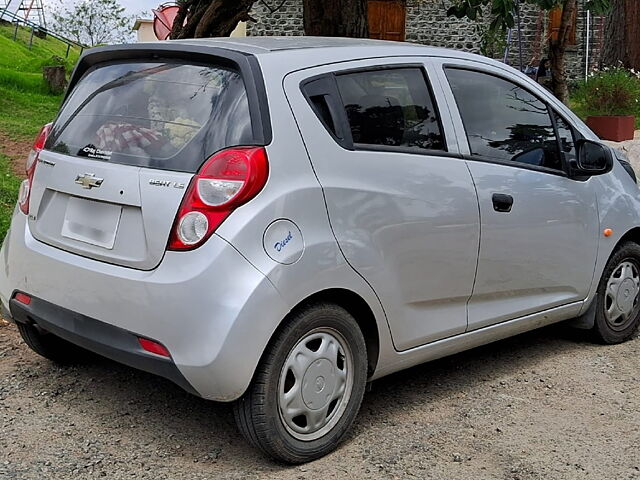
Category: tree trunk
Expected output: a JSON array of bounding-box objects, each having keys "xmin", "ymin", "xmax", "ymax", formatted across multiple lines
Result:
[
  {"xmin": 602, "ymin": 0, "xmax": 640, "ymax": 69},
  {"xmin": 549, "ymin": 0, "xmax": 576, "ymax": 104},
  {"xmin": 43, "ymin": 65, "xmax": 66, "ymax": 95},
  {"xmin": 303, "ymin": 0, "xmax": 368, "ymax": 37},
  {"xmin": 170, "ymin": 0, "xmax": 257, "ymax": 39}
]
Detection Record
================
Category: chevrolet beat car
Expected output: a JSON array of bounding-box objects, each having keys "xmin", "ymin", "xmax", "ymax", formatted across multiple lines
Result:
[{"xmin": 2, "ymin": 37, "xmax": 639, "ymax": 463}]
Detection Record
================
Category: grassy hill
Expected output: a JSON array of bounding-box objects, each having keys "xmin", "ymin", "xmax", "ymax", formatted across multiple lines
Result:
[
  {"xmin": 0, "ymin": 22, "xmax": 82, "ymax": 237},
  {"xmin": 0, "ymin": 22, "xmax": 81, "ymax": 139}
]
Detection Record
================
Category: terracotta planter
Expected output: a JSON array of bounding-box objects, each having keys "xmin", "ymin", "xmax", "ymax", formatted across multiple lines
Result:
[{"xmin": 586, "ymin": 115, "xmax": 636, "ymax": 142}]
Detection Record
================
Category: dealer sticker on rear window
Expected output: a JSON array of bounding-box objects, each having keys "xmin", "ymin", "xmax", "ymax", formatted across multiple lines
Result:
[{"xmin": 78, "ymin": 144, "xmax": 112, "ymax": 161}]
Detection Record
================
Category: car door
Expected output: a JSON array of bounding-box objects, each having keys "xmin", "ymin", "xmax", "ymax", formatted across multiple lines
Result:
[
  {"xmin": 284, "ymin": 59, "xmax": 480, "ymax": 351},
  {"xmin": 439, "ymin": 62, "xmax": 599, "ymax": 331}
]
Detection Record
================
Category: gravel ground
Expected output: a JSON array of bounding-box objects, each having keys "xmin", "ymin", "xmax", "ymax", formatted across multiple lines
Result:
[{"xmin": 1, "ymin": 318, "xmax": 639, "ymax": 479}]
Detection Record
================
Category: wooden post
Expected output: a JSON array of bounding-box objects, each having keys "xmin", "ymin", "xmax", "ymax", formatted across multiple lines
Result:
[
  {"xmin": 66, "ymin": 43, "xmax": 71, "ymax": 58},
  {"xmin": 28, "ymin": 27, "xmax": 34, "ymax": 50}
]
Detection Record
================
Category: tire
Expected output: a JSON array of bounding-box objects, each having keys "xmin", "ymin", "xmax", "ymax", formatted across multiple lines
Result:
[
  {"xmin": 16, "ymin": 322, "xmax": 87, "ymax": 363},
  {"xmin": 592, "ymin": 242, "xmax": 640, "ymax": 344},
  {"xmin": 233, "ymin": 303, "xmax": 368, "ymax": 463}
]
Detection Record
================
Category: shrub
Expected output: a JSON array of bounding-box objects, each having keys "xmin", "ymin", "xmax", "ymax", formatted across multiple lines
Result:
[{"xmin": 573, "ymin": 66, "xmax": 640, "ymax": 117}]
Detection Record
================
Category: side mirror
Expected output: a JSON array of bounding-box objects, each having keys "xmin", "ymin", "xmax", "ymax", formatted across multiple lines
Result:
[{"xmin": 571, "ymin": 140, "xmax": 614, "ymax": 177}]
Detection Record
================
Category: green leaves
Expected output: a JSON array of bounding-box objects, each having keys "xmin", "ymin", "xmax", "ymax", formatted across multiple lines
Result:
[
  {"xmin": 51, "ymin": 0, "xmax": 135, "ymax": 47},
  {"xmin": 446, "ymin": 0, "xmax": 612, "ymax": 33},
  {"xmin": 585, "ymin": 0, "xmax": 612, "ymax": 15},
  {"xmin": 573, "ymin": 66, "xmax": 640, "ymax": 116}
]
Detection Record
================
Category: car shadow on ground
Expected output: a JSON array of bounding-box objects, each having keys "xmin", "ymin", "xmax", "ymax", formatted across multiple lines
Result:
[{"xmin": 5, "ymin": 322, "xmax": 597, "ymax": 470}]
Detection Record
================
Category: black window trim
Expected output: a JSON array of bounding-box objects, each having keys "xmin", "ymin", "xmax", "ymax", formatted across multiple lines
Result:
[
  {"xmin": 300, "ymin": 73, "xmax": 354, "ymax": 150},
  {"xmin": 300, "ymin": 62, "xmax": 451, "ymax": 158},
  {"xmin": 443, "ymin": 64, "xmax": 576, "ymax": 178},
  {"xmin": 550, "ymin": 107, "xmax": 584, "ymax": 163}
]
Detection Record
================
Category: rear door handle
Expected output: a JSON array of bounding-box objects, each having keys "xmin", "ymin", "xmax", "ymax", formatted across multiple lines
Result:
[{"xmin": 492, "ymin": 193, "xmax": 514, "ymax": 213}]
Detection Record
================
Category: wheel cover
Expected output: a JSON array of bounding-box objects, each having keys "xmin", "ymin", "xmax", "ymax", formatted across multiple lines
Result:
[
  {"xmin": 604, "ymin": 260, "xmax": 640, "ymax": 331},
  {"xmin": 277, "ymin": 327, "xmax": 354, "ymax": 441}
]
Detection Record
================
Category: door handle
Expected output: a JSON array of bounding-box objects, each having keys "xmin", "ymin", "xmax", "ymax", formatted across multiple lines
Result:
[{"xmin": 492, "ymin": 193, "xmax": 514, "ymax": 213}]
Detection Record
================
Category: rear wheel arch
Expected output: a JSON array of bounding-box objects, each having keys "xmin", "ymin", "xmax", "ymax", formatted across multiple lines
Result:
[{"xmin": 269, "ymin": 288, "xmax": 380, "ymax": 378}]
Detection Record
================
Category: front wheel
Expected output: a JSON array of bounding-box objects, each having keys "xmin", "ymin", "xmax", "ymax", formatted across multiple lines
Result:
[
  {"xmin": 593, "ymin": 242, "xmax": 640, "ymax": 344},
  {"xmin": 233, "ymin": 303, "xmax": 368, "ymax": 463}
]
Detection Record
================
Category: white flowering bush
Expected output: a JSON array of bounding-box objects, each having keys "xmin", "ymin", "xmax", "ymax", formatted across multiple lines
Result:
[{"xmin": 573, "ymin": 65, "xmax": 640, "ymax": 119}]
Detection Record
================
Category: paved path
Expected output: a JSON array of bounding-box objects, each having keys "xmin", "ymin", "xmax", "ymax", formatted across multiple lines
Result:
[{"xmin": 604, "ymin": 130, "xmax": 640, "ymax": 174}]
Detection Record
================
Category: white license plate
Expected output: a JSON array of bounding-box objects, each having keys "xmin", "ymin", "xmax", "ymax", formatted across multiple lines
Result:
[{"xmin": 61, "ymin": 197, "xmax": 122, "ymax": 249}]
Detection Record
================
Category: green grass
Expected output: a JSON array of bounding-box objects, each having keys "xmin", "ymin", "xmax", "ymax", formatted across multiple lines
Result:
[
  {"xmin": 0, "ymin": 22, "xmax": 82, "ymax": 140},
  {"xmin": 0, "ymin": 23, "xmax": 81, "ymax": 73},
  {"xmin": 0, "ymin": 84, "xmax": 62, "ymax": 139},
  {"xmin": 0, "ymin": 153, "xmax": 22, "ymax": 239},
  {"xmin": 0, "ymin": 21, "xmax": 82, "ymax": 141}
]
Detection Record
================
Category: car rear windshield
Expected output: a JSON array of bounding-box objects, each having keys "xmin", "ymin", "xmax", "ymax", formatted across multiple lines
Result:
[{"xmin": 46, "ymin": 61, "xmax": 253, "ymax": 172}]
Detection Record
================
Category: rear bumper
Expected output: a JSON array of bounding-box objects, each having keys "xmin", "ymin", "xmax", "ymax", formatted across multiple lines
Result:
[
  {"xmin": 0, "ymin": 209, "xmax": 289, "ymax": 401},
  {"xmin": 9, "ymin": 294, "xmax": 198, "ymax": 396}
]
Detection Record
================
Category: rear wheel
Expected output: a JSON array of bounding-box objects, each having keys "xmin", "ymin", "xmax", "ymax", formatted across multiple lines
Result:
[
  {"xmin": 593, "ymin": 242, "xmax": 640, "ymax": 344},
  {"xmin": 16, "ymin": 322, "xmax": 87, "ymax": 363},
  {"xmin": 233, "ymin": 303, "xmax": 367, "ymax": 463}
]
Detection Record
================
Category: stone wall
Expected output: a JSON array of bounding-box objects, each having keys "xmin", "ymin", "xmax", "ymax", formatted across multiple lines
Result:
[
  {"xmin": 245, "ymin": 0, "xmax": 601, "ymax": 80},
  {"xmin": 404, "ymin": 0, "xmax": 483, "ymax": 53},
  {"xmin": 246, "ymin": 0, "xmax": 304, "ymax": 36}
]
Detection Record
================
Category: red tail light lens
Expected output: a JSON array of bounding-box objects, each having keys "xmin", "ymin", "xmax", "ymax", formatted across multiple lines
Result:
[
  {"xmin": 14, "ymin": 292, "xmax": 32, "ymax": 305},
  {"xmin": 167, "ymin": 147, "xmax": 269, "ymax": 251},
  {"xmin": 18, "ymin": 123, "xmax": 52, "ymax": 215}
]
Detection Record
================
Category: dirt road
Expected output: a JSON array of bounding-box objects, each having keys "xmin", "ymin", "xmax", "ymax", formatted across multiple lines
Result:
[{"xmin": 1, "ymin": 319, "xmax": 639, "ymax": 480}]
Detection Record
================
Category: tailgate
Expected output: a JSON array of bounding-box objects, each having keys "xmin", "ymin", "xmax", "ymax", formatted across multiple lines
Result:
[
  {"xmin": 24, "ymin": 53, "xmax": 263, "ymax": 270},
  {"xmin": 29, "ymin": 150, "xmax": 191, "ymax": 270}
]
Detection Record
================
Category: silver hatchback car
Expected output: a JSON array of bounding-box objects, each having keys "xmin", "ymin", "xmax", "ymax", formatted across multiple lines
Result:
[{"xmin": 2, "ymin": 37, "xmax": 640, "ymax": 463}]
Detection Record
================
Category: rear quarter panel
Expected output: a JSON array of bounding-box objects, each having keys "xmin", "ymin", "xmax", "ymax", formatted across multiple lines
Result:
[{"xmin": 213, "ymin": 55, "xmax": 393, "ymax": 373}]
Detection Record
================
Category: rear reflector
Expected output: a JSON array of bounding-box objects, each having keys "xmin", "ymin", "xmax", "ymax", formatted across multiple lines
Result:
[
  {"xmin": 138, "ymin": 337, "xmax": 171, "ymax": 358},
  {"xmin": 14, "ymin": 292, "xmax": 31, "ymax": 305}
]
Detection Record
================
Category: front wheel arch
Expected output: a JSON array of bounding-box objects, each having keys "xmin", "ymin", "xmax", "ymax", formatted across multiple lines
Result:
[{"xmin": 614, "ymin": 227, "xmax": 640, "ymax": 250}]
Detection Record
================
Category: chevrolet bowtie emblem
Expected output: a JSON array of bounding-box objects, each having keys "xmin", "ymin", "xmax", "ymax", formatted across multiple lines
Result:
[{"xmin": 75, "ymin": 173, "xmax": 104, "ymax": 189}]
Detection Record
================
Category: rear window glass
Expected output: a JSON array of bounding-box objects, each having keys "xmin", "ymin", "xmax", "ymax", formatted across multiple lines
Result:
[
  {"xmin": 47, "ymin": 61, "xmax": 253, "ymax": 172},
  {"xmin": 335, "ymin": 68, "xmax": 445, "ymax": 151}
]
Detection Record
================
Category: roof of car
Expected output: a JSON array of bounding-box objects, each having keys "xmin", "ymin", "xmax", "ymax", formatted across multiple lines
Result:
[
  {"xmin": 166, "ymin": 36, "xmax": 497, "ymax": 76},
  {"xmin": 167, "ymin": 36, "xmax": 490, "ymax": 69},
  {"xmin": 170, "ymin": 36, "xmax": 422, "ymax": 53}
]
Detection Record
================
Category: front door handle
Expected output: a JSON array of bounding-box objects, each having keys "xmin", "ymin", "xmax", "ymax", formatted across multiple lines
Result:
[{"xmin": 492, "ymin": 193, "xmax": 514, "ymax": 213}]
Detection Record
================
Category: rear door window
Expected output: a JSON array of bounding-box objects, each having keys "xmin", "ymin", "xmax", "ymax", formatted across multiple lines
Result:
[
  {"xmin": 47, "ymin": 62, "xmax": 253, "ymax": 172},
  {"xmin": 335, "ymin": 67, "xmax": 446, "ymax": 152}
]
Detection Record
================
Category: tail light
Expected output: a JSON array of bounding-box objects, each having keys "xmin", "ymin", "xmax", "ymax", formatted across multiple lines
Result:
[
  {"xmin": 167, "ymin": 147, "xmax": 269, "ymax": 251},
  {"xmin": 18, "ymin": 123, "xmax": 52, "ymax": 215}
]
